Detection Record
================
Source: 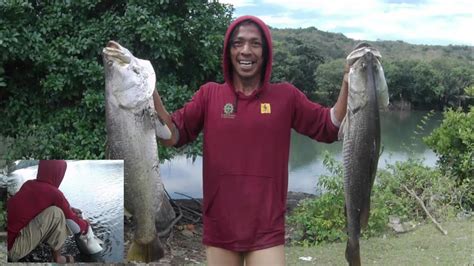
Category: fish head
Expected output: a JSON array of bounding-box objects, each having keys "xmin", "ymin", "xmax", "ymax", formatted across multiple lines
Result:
[
  {"xmin": 103, "ymin": 41, "xmax": 133, "ymax": 65},
  {"xmin": 347, "ymin": 46, "xmax": 389, "ymax": 112},
  {"xmin": 102, "ymin": 41, "xmax": 156, "ymax": 110}
]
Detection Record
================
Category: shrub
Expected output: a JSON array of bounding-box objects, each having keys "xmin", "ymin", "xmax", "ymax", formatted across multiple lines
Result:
[
  {"xmin": 288, "ymin": 155, "xmax": 465, "ymax": 246},
  {"xmin": 423, "ymin": 107, "xmax": 473, "ymax": 185}
]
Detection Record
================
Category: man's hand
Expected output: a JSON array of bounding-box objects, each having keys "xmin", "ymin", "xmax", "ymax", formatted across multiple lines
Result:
[
  {"xmin": 71, "ymin": 207, "xmax": 83, "ymax": 218},
  {"xmin": 153, "ymin": 90, "xmax": 179, "ymax": 146},
  {"xmin": 343, "ymin": 63, "xmax": 350, "ymax": 84}
]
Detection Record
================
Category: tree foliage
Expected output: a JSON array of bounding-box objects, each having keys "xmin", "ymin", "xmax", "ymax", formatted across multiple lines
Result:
[
  {"xmin": 314, "ymin": 58, "xmax": 473, "ymax": 110},
  {"xmin": 272, "ymin": 27, "xmax": 473, "ymax": 108},
  {"xmin": 424, "ymin": 107, "xmax": 474, "ymax": 189},
  {"xmin": 288, "ymin": 155, "xmax": 466, "ymax": 246},
  {"xmin": 0, "ymin": 0, "xmax": 232, "ymax": 160},
  {"xmin": 1, "ymin": 3, "xmax": 473, "ymax": 161}
]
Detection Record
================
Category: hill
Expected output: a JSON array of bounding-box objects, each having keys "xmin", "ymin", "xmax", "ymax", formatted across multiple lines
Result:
[{"xmin": 271, "ymin": 27, "xmax": 473, "ymax": 62}]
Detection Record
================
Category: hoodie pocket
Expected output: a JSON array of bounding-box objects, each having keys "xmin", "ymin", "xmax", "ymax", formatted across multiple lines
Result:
[{"xmin": 204, "ymin": 173, "xmax": 282, "ymax": 242}]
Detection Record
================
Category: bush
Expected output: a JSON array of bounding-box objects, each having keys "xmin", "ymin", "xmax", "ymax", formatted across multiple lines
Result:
[
  {"xmin": 287, "ymin": 154, "xmax": 346, "ymax": 245},
  {"xmin": 288, "ymin": 155, "xmax": 465, "ymax": 246},
  {"xmin": 423, "ymin": 107, "xmax": 473, "ymax": 185},
  {"xmin": 0, "ymin": 1, "xmax": 232, "ymax": 160}
]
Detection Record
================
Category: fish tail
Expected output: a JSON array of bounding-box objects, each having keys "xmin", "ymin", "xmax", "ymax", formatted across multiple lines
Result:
[
  {"xmin": 127, "ymin": 236, "xmax": 164, "ymax": 263},
  {"xmin": 345, "ymin": 238, "xmax": 361, "ymax": 266}
]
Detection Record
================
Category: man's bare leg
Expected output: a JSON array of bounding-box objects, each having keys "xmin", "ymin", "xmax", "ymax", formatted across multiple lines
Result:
[
  {"xmin": 244, "ymin": 245, "xmax": 285, "ymax": 266},
  {"xmin": 206, "ymin": 245, "xmax": 243, "ymax": 266}
]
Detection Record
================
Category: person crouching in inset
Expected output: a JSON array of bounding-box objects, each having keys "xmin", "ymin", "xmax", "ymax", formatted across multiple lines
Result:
[{"xmin": 7, "ymin": 160, "xmax": 92, "ymax": 263}]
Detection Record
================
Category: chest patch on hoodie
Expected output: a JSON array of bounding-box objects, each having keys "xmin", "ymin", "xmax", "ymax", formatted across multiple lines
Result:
[
  {"xmin": 260, "ymin": 103, "xmax": 271, "ymax": 114},
  {"xmin": 221, "ymin": 102, "xmax": 236, "ymax": 119}
]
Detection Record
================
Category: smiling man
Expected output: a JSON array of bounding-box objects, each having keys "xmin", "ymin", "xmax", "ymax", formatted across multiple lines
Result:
[{"xmin": 153, "ymin": 15, "xmax": 348, "ymax": 265}]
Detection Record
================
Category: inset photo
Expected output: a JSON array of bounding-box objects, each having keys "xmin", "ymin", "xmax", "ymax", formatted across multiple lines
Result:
[{"xmin": 3, "ymin": 160, "xmax": 123, "ymax": 263}]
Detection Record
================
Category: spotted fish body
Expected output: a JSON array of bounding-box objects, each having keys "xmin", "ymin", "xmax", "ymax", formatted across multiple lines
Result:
[
  {"xmin": 102, "ymin": 41, "xmax": 172, "ymax": 262},
  {"xmin": 340, "ymin": 44, "xmax": 389, "ymax": 266}
]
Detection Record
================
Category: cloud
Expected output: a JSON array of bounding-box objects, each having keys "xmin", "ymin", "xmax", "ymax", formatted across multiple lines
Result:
[{"xmin": 220, "ymin": 0, "xmax": 473, "ymax": 45}]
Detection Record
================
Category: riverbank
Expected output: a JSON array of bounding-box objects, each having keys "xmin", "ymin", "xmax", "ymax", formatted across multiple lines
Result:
[
  {"xmin": 20, "ymin": 190, "xmax": 472, "ymax": 264},
  {"xmin": 151, "ymin": 192, "xmax": 472, "ymax": 265},
  {"xmin": 286, "ymin": 218, "xmax": 473, "ymax": 265},
  {"xmin": 124, "ymin": 191, "xmax": 315, "ymax": 265}
]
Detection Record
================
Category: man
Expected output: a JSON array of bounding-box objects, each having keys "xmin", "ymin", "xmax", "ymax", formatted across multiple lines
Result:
[
  {"xmin": 154, "ymin": 15, "xmax": 348, "ymax": 265},
  {"xmin": 7, "ymin": 160, "xmax": 90, "ymax": 263}
]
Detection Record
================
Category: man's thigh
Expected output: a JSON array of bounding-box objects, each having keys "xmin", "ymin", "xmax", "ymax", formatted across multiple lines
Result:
[
  {"xmin": 244, "ymin": 244, "xmax": 285, "ymax": 266},
  {"xmin": 8, "ymin": 206, "xmax": 67, "ymax": 262},
  {"xmin": 205, "ymin": 245, "xmax": 243, "ymax": 266}
]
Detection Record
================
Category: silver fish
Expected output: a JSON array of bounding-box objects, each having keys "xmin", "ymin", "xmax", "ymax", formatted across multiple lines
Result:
[
  {"xmin": 340, "ymin": 43, "xmax": 389, "ymax": 266},
  {"xmin": 102, "ymin": 41, "xmax": 173, "ymax": 262}
]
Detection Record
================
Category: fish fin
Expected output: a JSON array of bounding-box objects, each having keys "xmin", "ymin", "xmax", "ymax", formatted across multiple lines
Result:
[
  {"xmin": 345, "ymin": 238, "xmax": 361, "ymax": 266},
  {"xmin": 338, "ymin": 115, "xmax": 348, "ymax": 140},
  {"xmin": 360, "ymin": 202, "xmax": 371, "ymax": 229},
  {"xmin": 127, "ymin": 236, "xmax": 164, "ymax": 263},
  {"xmin": 153, "ymin": 117, "xmax": 172, "ymax": 140}
]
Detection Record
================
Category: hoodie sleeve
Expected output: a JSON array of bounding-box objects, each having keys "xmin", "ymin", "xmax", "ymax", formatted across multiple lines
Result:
[
  {"xmin": 171, "ymin": 85, "xmax": 207, "ymax": 147},
  {"xmin": 54, "ymin": 190, "xmax": 89, "ymax": 233},
  {"xmin": 291, "ymin": 85, "xmax": 339, "ymax": 143}
]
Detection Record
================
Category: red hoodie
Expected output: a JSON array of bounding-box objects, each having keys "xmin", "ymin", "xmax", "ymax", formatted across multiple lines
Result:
[
  {"xmin": 171, "ymin": 15, "xmax": 339, "ymax": 251},
  {"xmin": 7, "ymin": 160, "xmax": 88, "ymax": 250}
]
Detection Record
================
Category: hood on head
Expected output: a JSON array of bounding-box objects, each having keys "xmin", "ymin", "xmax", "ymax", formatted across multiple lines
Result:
[
  {"xmin": 36, "ymin": 160, "xmax": 67, "ymax": 188},
  {"xmin": 222, "ymin": 15, "xmax": 273, "ymax": 92}
]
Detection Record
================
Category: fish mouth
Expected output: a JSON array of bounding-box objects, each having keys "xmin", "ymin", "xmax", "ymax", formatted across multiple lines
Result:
[
  {"xmin": 107, "ymin": 40, "xmax": 121, "ymax": 49},
  {"xmin": 102, "ymin": 40, "xmax": 131, "ymax": 64}
]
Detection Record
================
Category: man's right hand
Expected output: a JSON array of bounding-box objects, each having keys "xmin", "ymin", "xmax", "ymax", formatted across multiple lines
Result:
[
  {"xmin": 71, "ymin": 207, "xmax": 83, "ymax": 218},
  {"xmin": 153, "ymin": 90, "xmax": 179, "ymax": 146}
]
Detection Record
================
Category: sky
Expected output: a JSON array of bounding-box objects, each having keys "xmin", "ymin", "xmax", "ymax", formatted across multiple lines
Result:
[{"xmin": 219, "ymin": 0, "xmax": 473, "ymax": 46}]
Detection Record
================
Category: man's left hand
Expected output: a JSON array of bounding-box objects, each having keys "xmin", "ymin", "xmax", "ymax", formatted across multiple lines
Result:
[{"xmin": 71, "ymin": 207, "xmax": 83, "ymax": 218}]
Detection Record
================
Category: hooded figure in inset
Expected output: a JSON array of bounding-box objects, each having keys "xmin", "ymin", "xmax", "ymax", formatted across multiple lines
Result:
[{"xmin": 7, "ymin": 160, "xmax": 90, "ymax": 263}]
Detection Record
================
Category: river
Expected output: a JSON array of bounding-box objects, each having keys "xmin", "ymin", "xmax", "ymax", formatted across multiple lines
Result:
[
  {"xmin": 160, "ymin": 110, "xmax": 442, "ymax": 198},
  {"xmin": 1, "ymin": 160, "xmax": 124, "ymax": 263}
]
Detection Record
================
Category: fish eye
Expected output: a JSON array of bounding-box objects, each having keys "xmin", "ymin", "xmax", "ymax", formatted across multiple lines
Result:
[{"xmin": 132, "ymin": 66, "xmax": 140, "ymax": 74}]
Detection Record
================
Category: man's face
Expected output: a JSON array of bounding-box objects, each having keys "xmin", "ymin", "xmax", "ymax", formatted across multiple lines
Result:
[{"xmin": 230, "ymin": 23, "xmax": 264, "ymax": 82}]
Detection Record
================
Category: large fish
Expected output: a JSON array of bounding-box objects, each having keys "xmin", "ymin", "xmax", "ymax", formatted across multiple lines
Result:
[
  {"xmin": 340, "ymin": 43, "xmax": 389, "ymax": 266},
  {"xmin": 102, "ymin": 41, "xmax": 173, "ymax": 262}
]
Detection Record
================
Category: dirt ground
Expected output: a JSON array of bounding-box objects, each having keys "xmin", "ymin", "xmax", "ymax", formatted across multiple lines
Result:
[
  {"xmin": 124, "ymin": 197, "xmax": 206, "ymax": 265},
  {"xmin": 13, "ymin": 191, "xmax": 314, "ymax": 264},
  {"xmin": 124, "ymin": 191, "xmax": 315, "ymax": 265}
]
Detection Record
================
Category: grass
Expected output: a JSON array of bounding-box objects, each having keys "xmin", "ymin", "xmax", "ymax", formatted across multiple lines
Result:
[{"xmin": 286, "ymin": 218, "xmax": 474, "ymax": 265}]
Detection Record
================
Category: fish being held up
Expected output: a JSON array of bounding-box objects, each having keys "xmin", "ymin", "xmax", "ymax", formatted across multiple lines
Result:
[
  {"xmin": 339, "ymin": 43, "xmax": 389, "ymax": 266},
  {"xmin": 102, "ymin": 40, "xmax": 172, "ymax": 262}
]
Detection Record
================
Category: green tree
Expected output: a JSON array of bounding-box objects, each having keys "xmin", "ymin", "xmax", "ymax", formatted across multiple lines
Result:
[
  {"xmin": 272, "ymin": 34, "xmax": 325, "ymax": 99},
  {"xmin": 0, "ymin": 0, "xmax": 232, "ymax": 160},
  {"xmin": 424, "ymin": 107, "xmax": 474, "ymax": 186},
  {"xmin": 314, "ymin": 59, "xmax": 345, "ymax": 106}
]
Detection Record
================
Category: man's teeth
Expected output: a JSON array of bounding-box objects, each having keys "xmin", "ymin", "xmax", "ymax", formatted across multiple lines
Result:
[{"xmin": 239, "ymin": 61, "xmax": 252, "ymax": 65}]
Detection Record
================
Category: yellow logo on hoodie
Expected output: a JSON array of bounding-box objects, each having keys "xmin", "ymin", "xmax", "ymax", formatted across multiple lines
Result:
[{"xmin": 261, "ymin": 103, "xmax": 271, "ymax": 114}]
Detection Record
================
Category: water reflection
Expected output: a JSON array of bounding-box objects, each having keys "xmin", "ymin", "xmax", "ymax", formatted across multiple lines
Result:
[
  {"xmin": 4, "ymin": 160, "xmax": 124, "ymax": 263},
  {"xmin": 161, "ymin": 111, "xmax": 442, "ymax": 198}
]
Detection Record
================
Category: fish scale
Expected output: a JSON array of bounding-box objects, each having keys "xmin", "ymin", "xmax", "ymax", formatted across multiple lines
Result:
[
  {"xmin": 340, "ymin": 44, "xmax": 388, "ymax": 266},
  {"xmin": 102, "ymin": 41, "xmax": 174, "ymax": 262}
]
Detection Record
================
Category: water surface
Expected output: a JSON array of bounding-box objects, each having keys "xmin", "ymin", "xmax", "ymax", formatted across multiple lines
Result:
[{"xmin": 161, "ymin": 111, "xmax": 442, "ymax": 198}]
